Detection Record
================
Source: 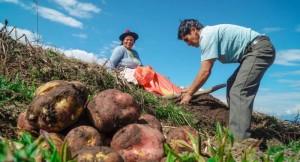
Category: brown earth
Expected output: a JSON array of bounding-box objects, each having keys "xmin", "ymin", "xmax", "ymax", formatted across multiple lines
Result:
[{"xmin": 180, "ymin": 94, "xmax": 300, "ymax": 145}]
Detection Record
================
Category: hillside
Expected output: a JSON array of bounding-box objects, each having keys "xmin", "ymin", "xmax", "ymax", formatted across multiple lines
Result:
[{"xmin": 1, "ymin": 24, "xmax": 300, "ymax": 161}]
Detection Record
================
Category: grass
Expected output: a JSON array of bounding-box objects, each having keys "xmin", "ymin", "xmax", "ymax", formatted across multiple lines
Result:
[
  {"xmin": 155, "ymin": 103, "xmax": 195, "ymax": 127},
  {"xmin": 0, "ymin": 132, "xmax": 73, "ymax": 162},
  {"xmin": 123, "ymin": 85, "xmax": 196, "ymax": 127},
  {"xmin": 164, "ymin": 123, "xmax": 300, "ymax": 162},
  {"xmin": 0, "ymin": 75, "xmax": 35, "ymax": 107}
]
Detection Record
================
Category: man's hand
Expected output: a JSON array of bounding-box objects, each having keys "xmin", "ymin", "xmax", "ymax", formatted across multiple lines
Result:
[{"xmin": 180, "ymin": 92, "xmax": 192, "ymax": 105}]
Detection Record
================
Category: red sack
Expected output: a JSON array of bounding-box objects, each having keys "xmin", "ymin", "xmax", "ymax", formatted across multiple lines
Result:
[{"xmin": 134, "ymin": 66, "xmax": 181, "ymax": 96}]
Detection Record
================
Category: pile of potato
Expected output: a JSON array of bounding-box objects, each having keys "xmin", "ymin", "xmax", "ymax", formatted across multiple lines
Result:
[{"xmin": 17, "ymin": 80, "xmax": 198, "ymax": 162}]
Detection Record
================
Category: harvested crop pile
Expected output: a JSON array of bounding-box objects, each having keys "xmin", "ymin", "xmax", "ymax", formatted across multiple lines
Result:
[
  {"xmin": 87, "ymin": 89, "xmax": 141, "ymax": 133},
  {"xmin": 111, "ymin": 124, "xmax": 165, "ymax": 162},
  {"xmin": 26, "ymin": 80, "xmax": 88, "ymax": 132},
  {"xmin": 64, "ymin": 125, "xmax": 104, "ymax": 158},
  {"xmin": 76, "ymin": 146, "xmax": 124, "ymax": 162}
]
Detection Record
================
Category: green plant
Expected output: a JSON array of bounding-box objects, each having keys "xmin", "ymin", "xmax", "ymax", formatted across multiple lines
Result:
[
  {"xmin": 0, "ymin": 75, "xmax": 35, "ymax": 106},
  {"xmin": 164, "ymin": 131, "xmax": 206, "ymax": 162},
  {"xmin": 155, "ymin": 103, "xmax": 195, "ymax": 127},
  {"xmin": 0, "ymin": 132, "xmax": 74, "ymax": 162},
  {"xmin": 207, "ymin": 123, "xmax": 235, "ymax": 162},
  {"xmin": 261, "ymin": 140, "xmax": 300, "ymax": 162}
]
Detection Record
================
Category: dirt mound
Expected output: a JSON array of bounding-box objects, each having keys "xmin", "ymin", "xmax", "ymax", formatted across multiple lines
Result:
[
  {"xmin": 181, "ymin": 94, "xmax": 300, "ymax": 144},
  {"xmin": 185, "ymin": 94, "xmax": 229, "ymax": 132}
]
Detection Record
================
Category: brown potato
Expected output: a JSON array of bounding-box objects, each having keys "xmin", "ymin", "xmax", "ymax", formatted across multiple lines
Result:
[
  {"xmin": 34, "ymin": 80, "xmax": 68, "ymax": 96},
  {"xmin": 76, "ymin": 146, "xmax": 123, "ymax": 162},
  {"xmin": 26, "ymin": 80, "xmax": 88, "ymax": 132},
  {"xmin": 87, "ymin": 89, "xmax": 140, "ymax": 133},
  {"xmin": 111, "ymin": 124, "xmax": 165, "ymax": 162},
  {"xmin": 137, "ymin": 114, "xmax": 162, "ymax": 132},
  {"xmin": 166, "ymin": 126, "xmax": 199, "ymax": 154},
  {"xmin": 17, "ymin": 111, "xmax": 38, "ymax": 135},
  {"xmin": 64, "ymin": 125, "xmax": 103, "ymax": 158}
]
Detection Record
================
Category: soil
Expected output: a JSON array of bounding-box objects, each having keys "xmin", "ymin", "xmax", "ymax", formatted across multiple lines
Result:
[{"xmin": 180, "ymin": 94, "xmax": 300, "ymax": 144}]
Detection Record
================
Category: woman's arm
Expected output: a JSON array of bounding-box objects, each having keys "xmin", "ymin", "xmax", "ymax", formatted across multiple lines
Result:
[{"xmin": 110, "ymin": 46, "xmax": 124, "ymax": 68}]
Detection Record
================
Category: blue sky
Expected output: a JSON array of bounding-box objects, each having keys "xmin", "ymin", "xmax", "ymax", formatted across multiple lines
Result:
[{"xmin": 1, "ymin": 0, "xmax": 300, "ymax": 119}]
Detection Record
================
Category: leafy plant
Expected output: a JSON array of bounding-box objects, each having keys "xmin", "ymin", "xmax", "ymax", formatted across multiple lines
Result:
[
  {"xmin": 163, "ymin": 128, "xmax": 206, "ymax": 162},
  {"xmin": 0, "ymin": 75, "xmax": 35, "ymax": 106},
  {"xmin": 0, "ymin": 132, "xmax": 74, "ymax": 162}
]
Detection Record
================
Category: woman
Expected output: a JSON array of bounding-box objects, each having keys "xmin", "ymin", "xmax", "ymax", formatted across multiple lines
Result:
[
  {"xmin": 110, "ymin": 30, "xmax": 142, "ymax": 69},
  {"xmin": 109, "ymin": 30, "xmax": 181, "ymax": 96}
]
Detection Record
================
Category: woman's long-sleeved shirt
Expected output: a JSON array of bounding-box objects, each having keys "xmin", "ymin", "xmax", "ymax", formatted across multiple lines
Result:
[{"xmin": 109, "ymin": 45, "xmax": 142, "ymax": 69}]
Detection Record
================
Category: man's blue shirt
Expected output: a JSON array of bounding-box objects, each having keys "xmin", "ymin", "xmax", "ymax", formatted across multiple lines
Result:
[{"xmin": 200, "ymin": 24, "xmax": 260, "ymax": 63}]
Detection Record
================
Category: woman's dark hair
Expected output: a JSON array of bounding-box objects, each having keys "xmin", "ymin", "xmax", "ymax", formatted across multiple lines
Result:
[{"xmin": 177, "ymin": 19, "xmax": 204, "ymax": 40}]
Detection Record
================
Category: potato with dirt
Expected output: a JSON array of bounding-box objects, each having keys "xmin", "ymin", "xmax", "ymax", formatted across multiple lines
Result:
[
  {"xmin": 166, "ymin": 126, "xmax": 199, "ymax": 154},
  {"xmin": 26, "ymin": 80, "xmax": 88, "ymax": 132},
  {"xmin": 76, "ymin": 146, "xmax": 124, "ymax": 162},
  {"xmin": 64, "ymin": 125, "xmax": 104, "ymax": 158},
  {"xmin": 111, "ymin": 124, "xmax": 165, "ymax": 162},
  {"xmin": 137, "ymin": 114, "xmax": 162, "ymax": 132},
  {"xmin": 87, "ymin": 89, "xmax": 140, "ymax": 133},
  {"xmin": 17, "ymin": 111, "xmax": 38, "ymax": 135}
]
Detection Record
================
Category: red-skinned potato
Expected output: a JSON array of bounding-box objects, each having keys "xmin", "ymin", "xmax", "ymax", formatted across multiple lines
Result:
[
  {"xmin": 26, "ymin": 80, "xmax": 88, "ymax": 132},
  {"xmin": 137, "ymin": 114, "xmax": 162, "ymax": 132},
  {"xmin": 87, "ymin": 89, "xmax": 140, "ymax": 133},
  {"xmin": 111, "ymin": 124, "xmax": 165, "ymax": 162},
  {"xmin": 64, "ymin": 125, "xmax": 104, "ymax": 158}
]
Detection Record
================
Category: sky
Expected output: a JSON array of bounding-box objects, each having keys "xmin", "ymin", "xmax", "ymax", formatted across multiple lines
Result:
[{"xmin": 0, "ymin": 0, "xmax": 300, "ymax": 120}]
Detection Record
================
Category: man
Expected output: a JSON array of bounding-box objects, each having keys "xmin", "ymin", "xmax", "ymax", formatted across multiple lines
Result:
[{"xmin": 177, "ymin": 19, "xmax": 275, "ymax": 140}]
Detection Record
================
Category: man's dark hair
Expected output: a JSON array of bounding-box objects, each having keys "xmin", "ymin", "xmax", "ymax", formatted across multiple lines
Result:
[{"xmin": 177, "ymin": 19, "xmax": 204, "ymax": 40}]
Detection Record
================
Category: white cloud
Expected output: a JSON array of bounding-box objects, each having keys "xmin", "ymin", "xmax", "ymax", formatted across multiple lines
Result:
[
  {"xmin": 275, "ymin": 49, "xmax": 300, "ymax": 66},
  {"xmin": 0, "ymin": 23, "xmax": 40, "ymax": 43},
  {"xmin": 1, "ymin": 0, "xmax": 83, "ymax": 29},
  {"xmin": 271, "ymin": 70, "xmax": 300, "ymax": 78},
  {"xmin": 51, "ymin": 48, "xmax": 108, "ymax": 66},
  {"xmin": 37, "ymin": 5, "xmax": 83, "ymax": 29},
  {"xmin": 72, "ymin": 33, "xmax": 87, "ymax": 39},
  {"xmin": 0, "ymin": 0, "xmax": 29, "ymax": 9},
  {"xmin": 62, "ymin": 49, "xmax": 99, "ymax": 63},
  {"xmin": 255, "ymin": 91, "xmax": 300, "ymax": 116},
  {"xmin": 277, "ymin": 79, "xmax": 300, "ymax": 88},
  {"xmin": 261, "ymin": 27, "xmax": 283, "ymax": 33},
  {"xmin": 53, "ymin": 0, "xmax": 101, "ymax": 18},
  {"xmin": 1, "ymin": 23, "xmax": 109, "ymax": 68},
  {"xmin": 214, "ymin": 90, "xmax": 300, "ymax": 118},
  {"xmin": 99, "ymin": 40, "xmax": 120, "ymax": 57}
]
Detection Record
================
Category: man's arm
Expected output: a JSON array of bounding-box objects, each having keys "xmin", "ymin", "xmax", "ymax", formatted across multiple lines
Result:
[{"xmin": 180, "ymin": 59, "xmax": 215, "ymax": 104}]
